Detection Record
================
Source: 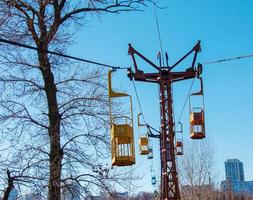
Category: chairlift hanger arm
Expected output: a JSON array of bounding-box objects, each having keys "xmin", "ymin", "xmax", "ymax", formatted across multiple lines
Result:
[
  {"xmin": 148, "ymin": 133, "xmax": 160, "ymax": 139},
  {"xmin": 147, "ymin": 124, "xmax": 160, "ymax": 139},
  {"xmin": 191, "ymin": 77, "xmax": 204, "ymax": 96},
  {"xmin": 128, "ymin": 43, "xmax": 160, "ymax": 71},
  {"xmin": 176, "ymin": 122, "xmax": 183, "ymax": 133},
  {"xmin": 191, "ymin": 43, "xmax": 201, "ymax": 68},
  {"xmin": 170, "ymin": 40, "xmax": 201, "ymax": 71}
]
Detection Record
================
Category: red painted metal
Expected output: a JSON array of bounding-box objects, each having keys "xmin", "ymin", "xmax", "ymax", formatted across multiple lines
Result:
[{"xmin": 128, "ymin": 42, "xmax": 202, "ymax": 200}]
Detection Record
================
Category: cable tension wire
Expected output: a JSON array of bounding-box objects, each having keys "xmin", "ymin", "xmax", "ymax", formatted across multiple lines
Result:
[
  {"xmin": 203, "ymin": 53, "xmax": 253, "ymax": 65},
  {"xmin": 132, "ymin": 79, "xmax": 147, "ymax": 124},
  {"xmin": 0, "ymin": 38, "xmax": 126, "ymax": 70}
]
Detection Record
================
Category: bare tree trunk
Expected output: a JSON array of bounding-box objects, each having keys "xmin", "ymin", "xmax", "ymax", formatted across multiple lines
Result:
[
  {"xmin": 37, "ymin": 46, "xmax": 62, "ymax": 200},
  {"xmin": 3, "ymin": 169, "xmax": 14, "ymax": 200}
]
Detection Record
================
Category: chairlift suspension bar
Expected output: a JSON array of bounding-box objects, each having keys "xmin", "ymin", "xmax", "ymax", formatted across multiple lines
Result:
[
  {"xmin": 127, "ymin": 41, "xmax": 202, "ymax": 200},
  {"xmin": 146, "ymin": 124, "xmax": 161, "ymax": 139},
  {"xmin": 148, "ymin": 133, "xmax": 160, "ymax": 139},
  {"xmin": 191, "ymin": 43, "xmax": 201, "ymax": 68}
]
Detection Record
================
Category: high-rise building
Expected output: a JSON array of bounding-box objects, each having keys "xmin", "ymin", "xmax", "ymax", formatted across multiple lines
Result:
[
  {"xmin": 225, "ymin": 159, "xmax": 245, "ymax": 183},
  {"xmin": 222, "ymin": 159, "xmax": 253, "ymax": 197}
]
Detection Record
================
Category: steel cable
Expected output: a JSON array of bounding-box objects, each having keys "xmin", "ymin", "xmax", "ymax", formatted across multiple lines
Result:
[{"xmin": 0, "ymin": 38, "xmax": 127, "ymax": 69}]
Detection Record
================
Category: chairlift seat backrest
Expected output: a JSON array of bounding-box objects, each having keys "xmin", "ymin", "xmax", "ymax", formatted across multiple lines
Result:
[{"xmin": 190, "ymin": 110, "xmax": 204, "ymax": 125}]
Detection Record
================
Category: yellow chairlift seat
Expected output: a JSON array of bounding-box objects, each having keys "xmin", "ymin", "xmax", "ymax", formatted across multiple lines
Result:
[
  {"xmin": 137, "ymin": 113, "xmax": 149, "ymax": 155},
  {"xmin": 108, "ymin": 70, "xmax": 135, "ymax": 166},
  {"xmin": 189, "ymin": 77, "xmax": 206, "ymax": 140}
]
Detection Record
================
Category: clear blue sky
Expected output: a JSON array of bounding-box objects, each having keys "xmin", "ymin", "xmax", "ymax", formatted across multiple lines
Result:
[{"xmin": 70, "ymin": 0, "xmax": 253, "ymax": 192}]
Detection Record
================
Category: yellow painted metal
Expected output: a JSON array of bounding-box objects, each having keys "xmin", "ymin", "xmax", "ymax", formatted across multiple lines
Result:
[
  {"xmin": 111, "ymin": 123, "xmax": 135, "ymax": 166},
  {"xmin": 108, "ymin": 70, "xmax": 128, "ymax": 98},
  {"xmin": 108, "ymin": 70, "xmax": 135, "ymax": 166}
]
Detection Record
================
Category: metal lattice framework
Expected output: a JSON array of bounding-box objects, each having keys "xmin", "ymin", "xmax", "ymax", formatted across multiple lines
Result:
[{"xmin": 127, "ymin": 41, "xmax": 202, "ymax": 200}]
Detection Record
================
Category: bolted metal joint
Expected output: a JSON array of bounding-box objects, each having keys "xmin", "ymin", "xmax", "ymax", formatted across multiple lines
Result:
[{"xmin": 127, "ymin": 67, "xmax": 134, "ymax": 80}]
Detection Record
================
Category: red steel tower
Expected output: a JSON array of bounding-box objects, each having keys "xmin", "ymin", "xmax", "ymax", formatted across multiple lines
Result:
[{"xmin": 127, "ymin": 41, "xmax": 202, "ymax": 200}]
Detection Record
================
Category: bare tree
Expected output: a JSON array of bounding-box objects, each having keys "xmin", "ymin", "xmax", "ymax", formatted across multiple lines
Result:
[
  {"xmin": 129, "ymin": 191, "xmax": 154, "ymax": 200},
  {"xmin": 2, "ymin": 169, "xmax": 14, "ymax": 200},
  {"xmin": 178, "ymin": 140, "xmax": 216, "ymax": 200},
  {"xmin": 0, "ymin": 1, "xmax": 151, "ymax": 199}
]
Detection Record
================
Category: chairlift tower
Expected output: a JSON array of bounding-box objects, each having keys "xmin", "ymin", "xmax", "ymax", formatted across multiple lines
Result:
[{"xmin": 127, "ymin": 41, "xmax": 202, "ymax": 200}]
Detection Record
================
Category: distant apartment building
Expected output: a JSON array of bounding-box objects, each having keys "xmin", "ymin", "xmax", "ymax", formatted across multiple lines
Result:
[
  {"xmin": 221, "ymin": 159, "xmax": 253, "ymax": 196},
  {"xmin": 225, "ymin": 159, "xmax": 245, "ymax": 183}
]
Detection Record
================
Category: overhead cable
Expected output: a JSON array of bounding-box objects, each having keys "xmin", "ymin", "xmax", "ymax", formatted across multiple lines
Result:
[
  {"xmin": 176, "ymin": 77, "xmax": 196, "ymax": 126},
  {"xmin": 0, "ymin": 38, "xmax": 126, "ymax": 69},
  {"xmin": 132, "ymin": 79, "xmax": 147, "ymax": 124},
  {"xmin": 153, "ymin": 3, "xmax": 164, "ymax": 67},
  {"xmin": 202, "ymin": 53, "xmax": 253, "ymax": 65}
]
